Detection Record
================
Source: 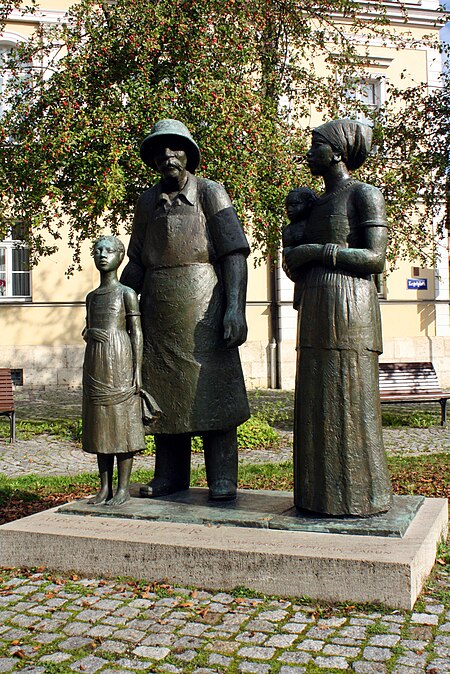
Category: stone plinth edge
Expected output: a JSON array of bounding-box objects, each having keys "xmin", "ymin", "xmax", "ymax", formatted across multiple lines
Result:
[{"xmin": 0, "ymin": 497, "xmax": 447, "ymax": 609}]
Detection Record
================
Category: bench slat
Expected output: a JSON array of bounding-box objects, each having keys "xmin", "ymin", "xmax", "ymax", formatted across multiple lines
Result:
[
  {"xmin": 379, "ymin": 362, "xmax": 449, "ymax": 425},
  {"xmin": 0, "ymin": 369, "xmax": 15, "ymax": 441}
]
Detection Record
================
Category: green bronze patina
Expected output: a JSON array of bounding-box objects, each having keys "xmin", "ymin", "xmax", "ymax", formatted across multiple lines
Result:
[
  {"xmin": 121, "ymin": 120, "xmax": 250, "ymax": 502},
  {"xmin": 60, "ymin": 491, "xmax": 422, "ymax": 538},
  {"xmin": 82, "ymin": 236, "xmax": 146, "ymax": 507},
  {"xmin": 283, "ymin": 119, "xmax": 393, "ymax": 517}
]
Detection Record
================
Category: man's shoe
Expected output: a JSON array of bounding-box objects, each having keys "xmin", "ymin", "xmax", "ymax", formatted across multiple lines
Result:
[
  {"xmin": 208, "ymin": 479, "xmax": 237, "ymax": 501},
  {"xmin": 140, "ymin": 479, "xmax": 188, "ymax": 498}
]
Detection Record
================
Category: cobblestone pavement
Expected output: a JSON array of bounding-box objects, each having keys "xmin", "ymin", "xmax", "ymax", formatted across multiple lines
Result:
[
  {"xmin": 1, "ymin": 389, "xmax": 450, "ymax": 673},
  {"xmin": 0, "ymin": 566, "xmax": 450, "ymax": 674}
]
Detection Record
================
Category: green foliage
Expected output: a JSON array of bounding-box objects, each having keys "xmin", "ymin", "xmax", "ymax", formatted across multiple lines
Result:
[
  {"xmin": 382, "ymin": 408, "xmax": 440, "ymax": 428},
  {"xmin": 237, "ymin": 415, "xmax": 279, "ymax": 449},
  {"xmin": 143, "ymin": 414, "xmax": 279, "ymax": 454},
  {"xmin": 0, "ymin": 0, "xmax": 446, "ymax": 268},
  {"xmin": 0, "ymin": 417, "xmax": 81, "ymax": 441},
  {"xmin": 248, "ymin": 389, "xmax": 292, "ymax": 428}
]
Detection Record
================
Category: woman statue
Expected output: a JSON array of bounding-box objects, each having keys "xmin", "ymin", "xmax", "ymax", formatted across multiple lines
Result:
[{"xmin": 283, "ymin": 119, "xmax": 392, "ymax": 517}]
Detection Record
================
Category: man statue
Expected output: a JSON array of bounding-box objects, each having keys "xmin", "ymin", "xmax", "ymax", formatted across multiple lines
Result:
[{"xmin": 121, "ymin": 119, "xmax": 250, "ymax": 501}]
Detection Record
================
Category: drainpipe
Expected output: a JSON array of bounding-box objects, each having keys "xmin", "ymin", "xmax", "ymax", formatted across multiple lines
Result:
[{"xmin": 268, "ymin": 256, "xmax": 281, "ymax": 389}]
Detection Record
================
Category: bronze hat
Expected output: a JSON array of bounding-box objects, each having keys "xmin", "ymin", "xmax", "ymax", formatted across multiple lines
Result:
[{"xmin": 140, "ymin": 119, "xmax": 201, "ymax": 173}]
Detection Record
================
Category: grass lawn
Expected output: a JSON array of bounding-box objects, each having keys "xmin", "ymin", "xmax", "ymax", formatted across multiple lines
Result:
[{"xmin": 1, "ymin": 453, "xmax": 449, "ymax": 525}]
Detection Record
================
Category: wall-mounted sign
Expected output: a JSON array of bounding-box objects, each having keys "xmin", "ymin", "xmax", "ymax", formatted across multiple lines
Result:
[{"xmin": 407, "ymin": 278, "xmax": 428, "ymax": 290}]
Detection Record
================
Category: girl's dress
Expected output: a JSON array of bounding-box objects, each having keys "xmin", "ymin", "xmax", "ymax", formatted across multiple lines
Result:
[
  {"xmin": 293, "ymin": 180, "xmax": 392, "ymax": 516},
  {"xmin": 82, "ymin": 284, "xmax": 145, "ymax": 455}
]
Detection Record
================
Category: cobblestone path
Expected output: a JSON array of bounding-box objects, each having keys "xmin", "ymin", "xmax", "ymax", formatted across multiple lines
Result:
[{"xmin": 0, "ymin": 567, "xmax": 450, "ymax": 674}]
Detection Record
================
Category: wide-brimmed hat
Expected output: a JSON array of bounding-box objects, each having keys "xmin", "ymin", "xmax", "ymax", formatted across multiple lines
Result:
[{"xmin": 140, "ymin": 119, "xmax": 201, "ymax": 172}]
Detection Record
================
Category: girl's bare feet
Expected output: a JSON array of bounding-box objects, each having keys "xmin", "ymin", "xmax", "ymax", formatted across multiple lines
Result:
[
  {"xmin": 106, "ymin": 488, "xmax": 130, "ymax": 506},
  {"xmin": 88, "ymin": 487, "xmax": 111, "ymax": 504}
]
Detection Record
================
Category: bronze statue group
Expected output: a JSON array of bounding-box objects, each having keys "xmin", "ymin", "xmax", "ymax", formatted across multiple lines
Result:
[{"xmin": 82, "ymin": 118, "xmax": 393, "ymax": 518}]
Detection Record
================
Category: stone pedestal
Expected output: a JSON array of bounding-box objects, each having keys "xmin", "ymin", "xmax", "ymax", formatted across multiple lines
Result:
[{"xmin": 0, "ymin": 490, "xmax": 446, "ymax": 609}]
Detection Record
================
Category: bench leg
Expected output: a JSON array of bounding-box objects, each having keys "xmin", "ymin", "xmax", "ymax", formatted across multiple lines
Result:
[
  {"xmin": 10, "ymin": 411, "xmax": 15, "ymax": 443},
  {"xmin": 440, "ymin": 399, "xmax": 447, "ymax": 426}
]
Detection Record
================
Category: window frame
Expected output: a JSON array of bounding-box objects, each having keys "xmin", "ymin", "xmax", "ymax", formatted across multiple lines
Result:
[
  {"xmin": 0, "ymin": 225, "xmax": 32, "ymax": 302},
  {"xmin": 341, "ymin": 74, "xmax": 387, "ymax": 125},
  {"xmin": 0, "ymin": 33, "xmax": 30, "ymax": 117}
]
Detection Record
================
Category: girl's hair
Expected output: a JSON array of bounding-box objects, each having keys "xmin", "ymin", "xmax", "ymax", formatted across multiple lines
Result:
[{"xmin": 93, "ymin": 235, "xmax": 125, "ymax": 260}]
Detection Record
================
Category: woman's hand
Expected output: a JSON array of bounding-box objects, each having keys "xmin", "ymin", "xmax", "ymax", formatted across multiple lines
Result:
[{"xmin": 284, "ymin": 244, "xmax": 323, "ymax": 276}]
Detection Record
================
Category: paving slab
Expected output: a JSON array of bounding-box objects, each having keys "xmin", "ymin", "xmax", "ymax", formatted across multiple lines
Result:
[{"xmin": 0, "ymin": 497, "xmax": 447, "ymax": 610}]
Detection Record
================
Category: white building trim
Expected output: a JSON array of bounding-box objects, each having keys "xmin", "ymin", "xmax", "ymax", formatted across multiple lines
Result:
[{"xmin": 3, "ymin": 9, "xmax": 66, "ymax": 25}]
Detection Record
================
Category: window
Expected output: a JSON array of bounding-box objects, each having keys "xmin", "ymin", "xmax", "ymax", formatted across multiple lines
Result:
[
  {"xmin": 11, "ymin": 369, "xmax": 23, "ymax": 386},
  {"xmin": 0, "ymin": 40, "xmax": 31, "ymax": 116},
  {"xmin": 343, "ymin": 77, "xmax": 385, "ymax": 125},
  {"xmin": 0, "ymin": 224, "xmax": 31, "ymax": 300}
]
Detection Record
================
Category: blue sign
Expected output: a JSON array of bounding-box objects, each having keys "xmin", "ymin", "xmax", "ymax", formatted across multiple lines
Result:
[{"xmin": 407, "ymin": 278, "xmax": 428, "ymax": 290}]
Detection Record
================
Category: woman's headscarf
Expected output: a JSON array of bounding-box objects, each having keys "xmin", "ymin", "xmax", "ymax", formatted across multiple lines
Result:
[{"xmin": 312, "ymin": 119, "xmax": 372, "ymax": 170}]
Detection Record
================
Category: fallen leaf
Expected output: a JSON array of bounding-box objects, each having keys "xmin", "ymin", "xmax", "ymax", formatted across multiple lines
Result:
[
  {"xmin": 13, "ymin": 649, "xmax": 25, "ymax": 659},
  {"xmin": 191, "ymin": 590, "xmax": 198, "ymax": 599}
]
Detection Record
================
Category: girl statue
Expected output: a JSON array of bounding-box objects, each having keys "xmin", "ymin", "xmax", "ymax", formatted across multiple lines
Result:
[
  {"xmin": 82, "ymin": 235, "xmax": 146, "ymax": 506},
  {"xmin": 283, "ymin": 119, "xmax": 393, "ymax": 517}
]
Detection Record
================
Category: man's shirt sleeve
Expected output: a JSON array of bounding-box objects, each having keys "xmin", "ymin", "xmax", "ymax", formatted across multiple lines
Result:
[{"xmin": 201, "ymin": 180, "xmax": 250, "ymax": 260}]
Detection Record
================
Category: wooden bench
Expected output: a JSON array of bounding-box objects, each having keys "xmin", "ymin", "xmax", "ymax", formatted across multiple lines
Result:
[
  {"xmin": 379, "ymin": 362, "xmax": 450, "ymax": 426},
  {"xmin": 0, "ymin": 368, "xmax": 15, "ymax": 442}
]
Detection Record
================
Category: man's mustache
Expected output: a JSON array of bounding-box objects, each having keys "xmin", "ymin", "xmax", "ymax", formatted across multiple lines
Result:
[{"xmin": 160, "ymin": 159, "xmax": 183, "ymax": 170}]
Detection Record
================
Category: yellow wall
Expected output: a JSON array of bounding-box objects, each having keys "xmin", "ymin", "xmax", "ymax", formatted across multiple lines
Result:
[{"xmin": 0, "ymin": 304, "xmax": 85, "ymax": 345}]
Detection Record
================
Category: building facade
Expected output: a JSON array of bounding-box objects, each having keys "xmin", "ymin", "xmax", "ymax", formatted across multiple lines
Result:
[{"xmin": 1, "ymin": 0, "xmax": 449, "ymax": 389}]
